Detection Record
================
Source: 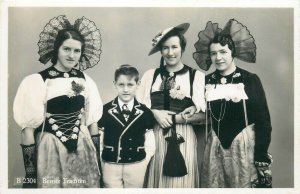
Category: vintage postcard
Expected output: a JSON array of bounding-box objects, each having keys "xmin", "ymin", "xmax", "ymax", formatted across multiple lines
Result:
[{"xmin": 0, "ymin": 0, "xmax": 299, "ymax": 194}]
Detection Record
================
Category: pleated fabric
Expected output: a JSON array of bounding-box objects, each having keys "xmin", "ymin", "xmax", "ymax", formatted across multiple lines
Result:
[
  {"xmin": 201, "ymin": 124, "xmax": 257, "ymax": 188},
  {"xmin": 146, "ymin": 123, "xmax": 199, "ymax": 188},
  {"xmin": 36, "ymin": 128, "xmax": 100, "ymax": 188}
]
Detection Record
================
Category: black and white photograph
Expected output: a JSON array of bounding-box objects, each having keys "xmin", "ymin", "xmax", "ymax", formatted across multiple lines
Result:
[{"xmin": 0, "ymin": 1, "xmax": 299, "ymax": 194}]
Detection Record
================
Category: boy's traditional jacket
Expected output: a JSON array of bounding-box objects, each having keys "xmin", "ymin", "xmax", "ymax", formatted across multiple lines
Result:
[{"xmin": 98, "ymin": 97, "xmax": 155, "ymax": 163}]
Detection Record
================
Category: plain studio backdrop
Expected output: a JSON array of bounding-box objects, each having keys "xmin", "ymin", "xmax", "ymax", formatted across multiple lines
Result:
[{"xmin": 7, "ymin": 7, "xmax": 293, "ymax": 188}]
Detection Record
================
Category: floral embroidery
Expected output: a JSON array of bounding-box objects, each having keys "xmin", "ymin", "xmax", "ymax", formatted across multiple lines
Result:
[
  {"xmin": 73, "ymin": 127, "xmax": 79, "ymax": 133},
  {"xmin": 71, "ymin": 69, "xmax": 78, "ymax": 75},
  {"xmin": 67, "ymin": 81, "xmax": 85, "ymax": 98},
  {"xmin": 75, "ymin": 120, "xmax": 80, "ymax": 126},
  {"xmin": 52, "ymin": 124, "xmax": 59, "ymax": 131},
  {"xmin": 220, "ymin": 77, "xmax": 227, "ymax": 84},
  {"xmin": 211, "ymin": 74, "xmax": 216, "ymax": 79},
  {"xmin": 61, "ymin": 136, "xmax": 67, "ymax": 142},
  {"xmin": 56, "ymin": 131, "xmax": 63, "ymax": 137},
  {"xmin": 169, "ymin": 86, "xmax": 186, "ymax": 100},
  {"xmin": 63, "ymin": 73, "xmax": 69, "ymax": 78},
  {"xmin": 48, "ymin": 70, "xmax": 59, "ymax": 77},
  {"xmin": 46, "ymin": 113, "xmax": 52, "ymax": 118},
  {"xmin": 48, "ymin": 118, "xmax": 56, "ymax": 124},
  {"xmin": 233, "ymin": 72, "xmax": 241, "ymax": 78},
  {"xmin": 71, "ymin": 134, "xmax": 78, "ymax": 139}
]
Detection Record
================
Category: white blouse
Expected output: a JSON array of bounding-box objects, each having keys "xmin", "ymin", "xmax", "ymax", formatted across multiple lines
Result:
[
  {"xmin": 13, "ymin": 72, "xmax": 103, "ymax": 130},
  {"xmin": 136, "ymin": 68, "xmax": 206, "ymax": 112}
]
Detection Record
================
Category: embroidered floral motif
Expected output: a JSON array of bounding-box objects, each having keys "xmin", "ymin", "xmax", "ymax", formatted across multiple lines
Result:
[
  {"xmin": 56, "ymin": 131, "xmax": 63, "ymax": 137},
  {"xmin": 67, "ymin": 81, "xmax": 85, "ymax": 98},
  {"xmin": 220, "ymin": 77, "xmax": 227, "ymax": 84},
  {"xmin": 61, "ymin": 136, "xmax": 67, "ymax": 142},
  {"xmin": 233, "ymin": 72, "xmax": 241, "ymax": 78},
  {"xmin": 211, "ymin": 74, "xmax": 216, "ymax": 79},
  {"xmin": 78, "ymin": 114, "xmax": 82, "ymax": 119},
  {"xmin": 48, "ymin": 70, "xmax": 59, "ymax": 77},
  {"xmin": 52, "ymin": 124, "xmax": 59, "ymax": 131},
  {"xmin": 160, "ymin": 76, "xmax": 176, "ymax": 91},
  {"xmin": 75, "ymin": 120, "xmax": 80, "ymax": 126},
  {"xmin": 73, "ymin": 127, "xmax": 79, "ymax": 133},
  {"xmin": 48, "ymin": 118, "xmax": 56, "ymax": 124},
  {"xmin": 46, "ymin": 113, "xmax": 52, "ymax": 118},
  {"xmin": 71, "ymin": 134, "xmax": 78, "ymax": 139},
  {"xmin": 71, "ymin": 69, "xmax": 78, "ymax": 75},
  {"xmin": 169, "ymin": 86, "xmax": 186, "ymax": 100}
]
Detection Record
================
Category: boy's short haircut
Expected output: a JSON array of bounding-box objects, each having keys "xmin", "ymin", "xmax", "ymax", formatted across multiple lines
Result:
[{"xmin": 114, "ymin": 64, "xmax": 139, "ymax": 82}]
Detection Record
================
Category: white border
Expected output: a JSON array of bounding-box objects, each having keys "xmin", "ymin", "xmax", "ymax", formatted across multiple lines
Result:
[{"xmin": 0, "ymin": 0, "xmax": 299, "ymax": 194}]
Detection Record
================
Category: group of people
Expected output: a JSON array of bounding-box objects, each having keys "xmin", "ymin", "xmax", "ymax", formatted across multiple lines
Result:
[{"xmin": 13, "ymin": 15, "xmax": 273, "ymax": 188}]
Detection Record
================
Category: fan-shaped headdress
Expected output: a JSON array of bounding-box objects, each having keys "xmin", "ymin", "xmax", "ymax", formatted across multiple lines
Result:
[
  {"xmin": 37, "ymin": 15, "xmax": 102, "ymax": 70},
  {"xmin": 193, "ymin": 19, "xmax": 256, "ymax": 71}
]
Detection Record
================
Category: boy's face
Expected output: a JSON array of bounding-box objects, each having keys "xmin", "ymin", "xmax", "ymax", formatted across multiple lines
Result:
[{"xmin": 114, "ymin": 75, "xmax": 140, "ymax": 103}]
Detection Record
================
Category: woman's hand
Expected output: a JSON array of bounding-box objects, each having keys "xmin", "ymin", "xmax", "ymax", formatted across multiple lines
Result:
[
  {"xmin": 180, "ymin": 106, "xmax": 197, "ymax": 118},
  {"xmin": 152, "ymin": 109, "xmax": 176, "ymax": 129}
]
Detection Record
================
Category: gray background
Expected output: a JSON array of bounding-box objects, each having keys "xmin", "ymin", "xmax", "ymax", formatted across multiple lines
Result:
[{"xmin": 8, "ymin": 7, "xmax": 294, "ymax": 188}]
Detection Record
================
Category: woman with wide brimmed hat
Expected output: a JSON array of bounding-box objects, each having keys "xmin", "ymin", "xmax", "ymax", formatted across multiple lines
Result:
[
  {"xmin": 193, "ymin": 19, "xmax": 273, "ymax": 188},
  {"xmin": 137, "ymin": 23, "xmax": 206, "ymax": 188},
  {"xmin": 13, "ymin": 15, "xmax": 103, "ymax": 188}
]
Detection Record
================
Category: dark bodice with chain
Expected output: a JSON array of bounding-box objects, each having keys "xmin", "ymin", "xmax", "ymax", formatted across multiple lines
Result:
[{"xmin": 205, "ymin": 67, "xmax": 272, "ymax": 162}]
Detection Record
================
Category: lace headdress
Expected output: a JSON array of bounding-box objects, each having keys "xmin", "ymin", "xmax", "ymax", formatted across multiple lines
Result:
[
  {"xmin": 193, "ymin": 19, "xmax": 256, "ymax": 71},
  {"xmin": 37, "ymin": 15, "xmax": 102, "ymax": 70}
]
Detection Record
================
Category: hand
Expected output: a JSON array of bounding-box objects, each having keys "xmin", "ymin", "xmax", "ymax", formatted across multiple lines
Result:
[
  {"xmin": 180, "ymin": 106, "xmax": 197, "ymax": 118},
  {"xmin": 152, "ymin": 109, "xmax": 176, "ymax": 129}
]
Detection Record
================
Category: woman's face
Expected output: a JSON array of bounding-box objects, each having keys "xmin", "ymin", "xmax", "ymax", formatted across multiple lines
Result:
[
  {"xmin": 210, "ymin": 43, "xmax": 234, "ymax": 72},
  {"xmin": 56, "ymin": 39, "xmax": 82, "ymax": 71},
  {"xmin": 161, "ymin": 36, "xmax": 182, "ymax": 67}
]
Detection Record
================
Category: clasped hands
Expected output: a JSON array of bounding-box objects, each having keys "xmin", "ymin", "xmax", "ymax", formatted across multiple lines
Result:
[{"xmin": 152, "ymin": 106, "xmax": 197, "ymax": 129}]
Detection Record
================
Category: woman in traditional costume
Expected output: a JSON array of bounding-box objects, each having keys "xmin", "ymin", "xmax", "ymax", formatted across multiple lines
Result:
[
  {"xmin": 193, "ymin": 19, "xmax": 273, "ymax": 188},
  {"xmin": 137, "ymin": 23, "xmax": 206, "ymax": 188},
  {"xmin": 13, "ymin": 15, "xmax": 103, "ymax": 188}
]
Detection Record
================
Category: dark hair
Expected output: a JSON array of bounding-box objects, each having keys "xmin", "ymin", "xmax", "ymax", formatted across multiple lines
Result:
[
  {"xmin": 51, "ymin": 29, "xmax": 85, "ymax": 65},
  {"xmin": 114, "ymin": 64, "xmax": 139, "ymax": 82},
  {"xmin": 158, "ymin": 30, "xmax": 187, "ymax": 53},
  {"xmin": 210, "ymin": 34, "xmax": 236, "ymax": 57},
  {"xmin": 206, "ymin": 34, "xmax": 235, "ymax": 66}
]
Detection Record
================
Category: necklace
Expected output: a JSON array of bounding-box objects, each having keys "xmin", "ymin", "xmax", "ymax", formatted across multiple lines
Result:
[{"xmin": 208, "ymin": 70, "xmax": 236, "ymax": 137}]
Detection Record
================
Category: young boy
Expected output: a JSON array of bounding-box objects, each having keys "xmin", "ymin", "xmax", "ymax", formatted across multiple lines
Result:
[{"xmin": 98, "ymin": 64, "xmax": 156, "ymax": 188}]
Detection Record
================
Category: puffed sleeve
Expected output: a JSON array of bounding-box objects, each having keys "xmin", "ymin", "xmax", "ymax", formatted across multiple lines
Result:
[
  {"xmin": 13, "ymin": 74, "xmax": 46, "ymax": 130},
  {"xmin": 192, "ymin": 70, "xmax": 206, "ymax": 113},
  {"xmin": 84, "ymin": 73, "xmax": 103, "ymax": 126},
  {"xmin": 136, "ymin": 69, "xmax": 156, "ymax": 109},
  {"xmin": 245, "ymin": 74, "xmax": 272, "ymax": 162}
]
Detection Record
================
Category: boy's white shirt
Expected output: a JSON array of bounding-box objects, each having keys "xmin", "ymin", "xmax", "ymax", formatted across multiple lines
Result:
[{"xmin": 99, "ymin": 97, "xmax": 156, "ymax": 164}]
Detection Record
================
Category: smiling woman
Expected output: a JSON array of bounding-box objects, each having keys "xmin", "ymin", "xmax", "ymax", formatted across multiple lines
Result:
[
  {"xmin": 13, "ymin": 15, "xmax": 103, "ymax": 188},
  {"xmin": 137, "ymin": 23, "xmax": 206, "ymax": 188},
  {"xmin": 56, "ymin": 39, "xmax": 82, "ymax": 71}
]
